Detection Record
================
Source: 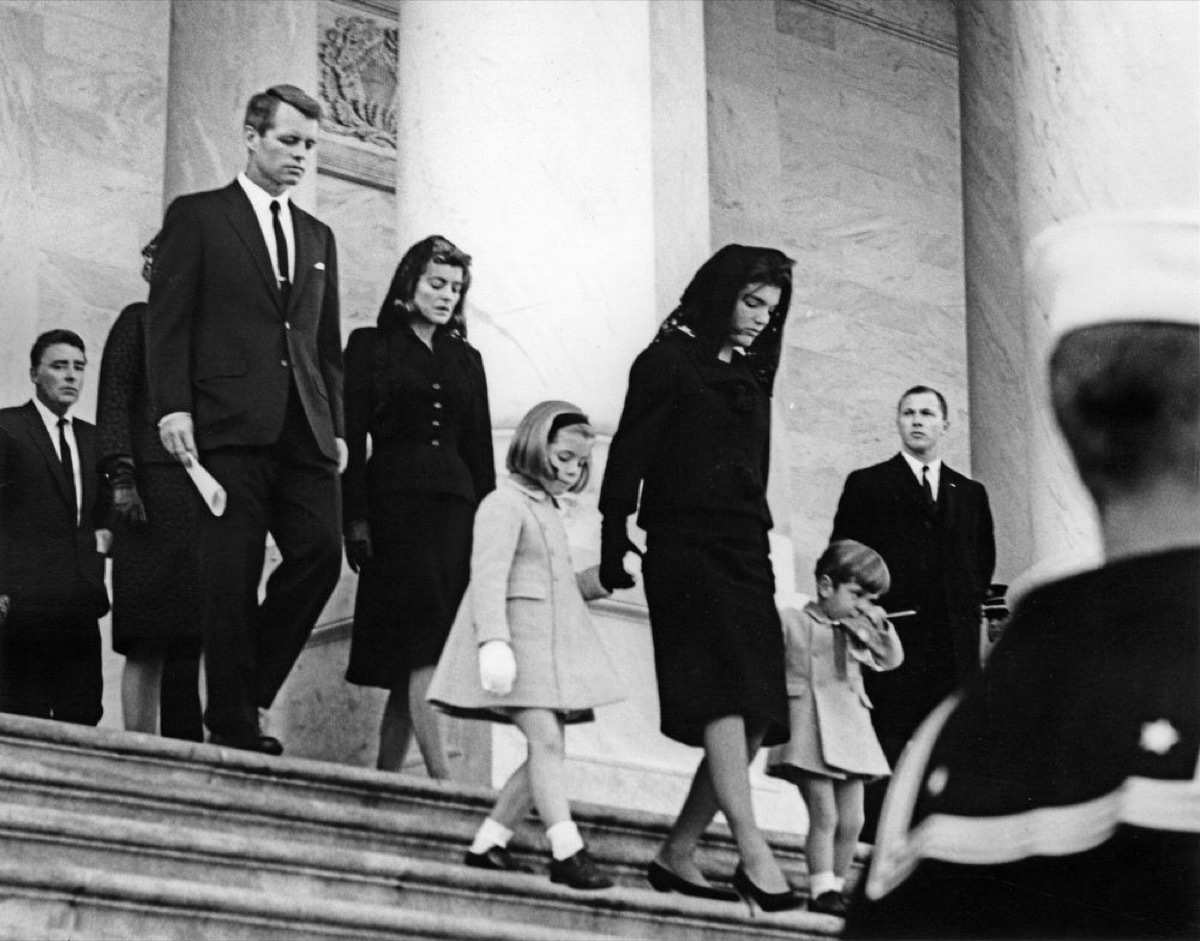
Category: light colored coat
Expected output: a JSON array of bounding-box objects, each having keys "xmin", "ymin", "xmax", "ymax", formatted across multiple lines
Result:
[
  {"xmin": 769, "ymin": 601, "xmax": 904, "ymax": 777},
  {"xmin": 428, "ymin": 475, "xmax": 625, "ymax": 718}
]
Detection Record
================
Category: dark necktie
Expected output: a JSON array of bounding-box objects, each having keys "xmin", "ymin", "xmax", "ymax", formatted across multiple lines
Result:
[
  {"xmin": 58, "ymin": 417, "xmax": 77, "ymax": 521},
  {"xmin": 922, "ymin": 464, "xmax": 936, "ymax": 512},
  {"xmin": 270, "ymin": 199, "xmax": 290, "ymax": 303}
]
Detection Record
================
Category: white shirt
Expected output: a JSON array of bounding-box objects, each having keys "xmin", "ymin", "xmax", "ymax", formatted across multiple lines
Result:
[
  {"xmin": 900, "ymin": 450, "xmax": 942, "ymax": 501},
  {"xmin": 32, "ymin": 396, "xmax": 81, "ymax": 523},
  {"xmin": 237, "ymin": 172, "xmax": 294, "ymax": 284}
]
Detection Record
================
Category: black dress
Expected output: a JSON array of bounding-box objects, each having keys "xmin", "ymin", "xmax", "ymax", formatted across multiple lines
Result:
[
  {"xmin": 95, "ymin": 303, "xmax": 202, "ymax": 659},
  {"xmin": 600, "ymin": 331, "xmax": 788, "ymax": 747},
  {"xmin": 342, "ymin": 319, "xmax": 494, "ymax": 688}
]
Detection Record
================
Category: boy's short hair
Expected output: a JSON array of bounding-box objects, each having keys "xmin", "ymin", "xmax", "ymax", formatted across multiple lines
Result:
[
  {"xmin": 815, "ymin": 539, "xmax": 891, "ymax": 595},
  {"xmin": 506, "ymin": 399, "xmax": 594, "ymax": 494}
]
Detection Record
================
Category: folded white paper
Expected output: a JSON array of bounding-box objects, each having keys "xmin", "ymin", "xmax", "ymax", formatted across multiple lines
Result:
[{"xmin": 182, "ymin": 455, "xmax": 227, "ymax": 516}]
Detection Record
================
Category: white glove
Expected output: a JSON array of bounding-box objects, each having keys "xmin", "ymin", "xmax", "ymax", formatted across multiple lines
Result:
[{"xmin": 479, "ymin": 640, "xmax": 517, "ymax": 695}]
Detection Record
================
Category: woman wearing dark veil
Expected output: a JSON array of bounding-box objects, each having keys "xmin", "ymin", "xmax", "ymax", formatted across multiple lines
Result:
[
  {"xmin": 598, "ymin": 244, "xmax": 802, "ymax": 911},
  {"xmin": 342, "ymin": 235, "xmax": 495, "ymax": 778}
]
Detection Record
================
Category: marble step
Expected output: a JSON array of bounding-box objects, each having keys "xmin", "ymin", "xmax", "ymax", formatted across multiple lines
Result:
[
  {"xmin": 0, "ymin": 801, "xmax": 841, "ymax": 941},
  {"xmin": 0, "ymin": 714, "xmax": 863, "ymax": 892},
  {"xmin": 0, "ymin": 858, "xmax": 608, "ymax": 941}
]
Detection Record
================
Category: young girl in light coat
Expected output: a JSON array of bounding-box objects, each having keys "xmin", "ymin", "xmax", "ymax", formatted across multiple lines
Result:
[
  {"xmin": 766, "ymin": 540, "xmax": 904, "ymax": 915},
  {"xmin": 428, "ymin": 400, "xmax": 624, "ymax": 890}
]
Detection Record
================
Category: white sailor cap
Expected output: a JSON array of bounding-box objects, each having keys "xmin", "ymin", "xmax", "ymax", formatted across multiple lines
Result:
[{"xmin": 1027, "ymin": 211, "xmax": 1200, "ymax": 347}]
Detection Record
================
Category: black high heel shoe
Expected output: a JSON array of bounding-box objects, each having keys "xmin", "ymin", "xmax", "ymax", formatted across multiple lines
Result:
[
  {"xmin": 732, "ymin": 864, "xmax": 805, "ymax": 914},
  {"xmin": 647, "ymin": 860, "xmax": 739, "ymax": 903}
]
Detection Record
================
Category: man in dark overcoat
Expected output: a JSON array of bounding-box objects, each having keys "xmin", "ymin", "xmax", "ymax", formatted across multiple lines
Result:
[
  {"xmin": 144, "ymin": 84, "xmax": 345, "ymax": 754},
  {"xmin": 830, "ymin": 385, "xmax": 995, "ymax": 837}
]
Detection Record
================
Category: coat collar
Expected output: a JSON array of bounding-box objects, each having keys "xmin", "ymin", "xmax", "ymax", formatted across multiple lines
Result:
[{"xmin": 503, "ymin": 473, "xmax": 552, "ymax": 503}]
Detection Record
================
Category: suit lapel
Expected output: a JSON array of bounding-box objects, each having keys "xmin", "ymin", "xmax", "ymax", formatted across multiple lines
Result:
[
  {"xmin": 20, "ymin": 402, "xmax": 75, "ymax": 517},
  {"xmin": 221, "ymin": 183, "xmax": 283, "ymax": 310},
  {"xmin": 938, "ymin": 465, "xmax": 961, "ymax": 528}
]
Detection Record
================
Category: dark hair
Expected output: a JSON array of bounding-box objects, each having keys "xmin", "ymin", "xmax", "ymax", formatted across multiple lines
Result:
[
  {"xmin": 1051, "ymin": 323, "xmax": 1199, "ymax": 501},
  {"xmin": 507, "ymin": 400, "xmax": 595, "ymax": 494},
  {"xmin": 244, "ymin": 84, "xmax": 322, "ymax": 134},
  {"xmin": 815, "ymin": 539, "xmax": 891, "ymax": 596},
  {"xmin": 30, "ymin": 329, "xmax": 86, "ymax": 370},
  {"xmin": 898, "ymin": 385, "xmax": 948, "ymax": 419},
  {"xmin": 655, "ymin": 244, "xmax": 795, "ymax": 390},
  {"xmin": 378, "ymin": 235, "xmax": 473, "ymax": 336}
]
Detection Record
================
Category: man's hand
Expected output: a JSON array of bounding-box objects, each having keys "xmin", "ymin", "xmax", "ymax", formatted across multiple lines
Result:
[
  {"xmin": 95, "ymin": 529, "xmax": 114, "ymax": 556},
  {"xmin": 344, "ymin": 519, "xmax": 373, "ymax": 573},
  {"xmin": 479, "ymin": 640, "xmax": 516, "ymax": 695},
  {"xmin": 159, "ymin": 412, "xmax": 197, "ymax": 464},
  {"xmin": 335, "ymin": 437, "xmax": 348, "ymax": 474}
]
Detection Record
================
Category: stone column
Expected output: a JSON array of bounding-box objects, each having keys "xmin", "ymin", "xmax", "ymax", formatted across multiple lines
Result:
[
  {"xmin": 164, "ymin": 0, "xmax": 319, "ymax": 207},
  {"xmin": 0, "ymin": 4, "xmax": 41, "ymax": 400},
  {"xmin": 394, "ymin": 0, "xmax": 664, "ymax": 432},
  {"xmin": 959, "ymin": 0, "xmax": 1199, "ymax": 577}
]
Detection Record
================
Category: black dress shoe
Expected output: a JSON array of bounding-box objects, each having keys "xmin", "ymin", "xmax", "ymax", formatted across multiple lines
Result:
[
  {"xmin": 732, "ymin": 864, "xmax": 805, "ymax": 913},
  {"xmin": 808, "ymin": 890, "xmax": 848, "ymax": 916},
  {"xmin": 549, "ymin": 848, "xmax": 613, "ymax": 890},
  {"xmin": 209, "ymin": 732, "xmax": 284, "ymax": 756},
  {"xmin": 647, "ymin": 860, "xmax": 739, "ymax": 902},
  {"xmin": 464, "ymin": 846, "xmax": 534, "ymax": 873}
]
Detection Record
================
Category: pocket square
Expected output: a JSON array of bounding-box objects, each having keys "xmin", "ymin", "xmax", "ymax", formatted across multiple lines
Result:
[{"xmin": 314, "ymin": 262, "xmax": 325, "ymax": 270}]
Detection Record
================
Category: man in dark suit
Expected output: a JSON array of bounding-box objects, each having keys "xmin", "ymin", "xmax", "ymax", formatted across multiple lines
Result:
[
  {"xmin": 144, "ymin": 84, "xmax": 345, "ymax": 755},
  {"xmin": 830, "ymin": 385, "xmax": 995, "ymax": 836},
  {"xmin": 0, "ymin": 330, "xmax": 109, "ymax": 725}
]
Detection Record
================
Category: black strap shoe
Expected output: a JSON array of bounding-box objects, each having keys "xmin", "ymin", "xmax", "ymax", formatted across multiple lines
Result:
[
  {"xmin": 647, "ymin": 860, "xmax": 739, "ymax": 902},
  {"xmin": 549, "ymin": 847, "xmax": 613, "ymax": 890},
  {"xmin": 464, "ymin": 846, "xmax": 534, "ymax": 873}
]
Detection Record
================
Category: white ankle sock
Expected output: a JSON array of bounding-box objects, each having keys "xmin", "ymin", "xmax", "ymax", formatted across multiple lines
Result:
[
  {"xmin": 469, "ymin": 818, "xmax": 513, "ymax": 854},
  {"xmin": 831, "ymin": 875, "xmax": 846, "ymax": 893},
  {"xmin": 810, "ymin": 871, "xmax": 839, "ymax": 897},
  {"xmin": 546, "ymin": 821, "xmax": 584, "ymax": 861}
]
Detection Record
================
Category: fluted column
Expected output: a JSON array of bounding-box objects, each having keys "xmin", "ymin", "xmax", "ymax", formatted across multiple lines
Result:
[
  {"xmin": 164, "ymin": 0, "xmax": 319, "ymax": 207},
  {"xmin": 959, "ymin": 0, "xmax": 1199, "ymax": 577}
]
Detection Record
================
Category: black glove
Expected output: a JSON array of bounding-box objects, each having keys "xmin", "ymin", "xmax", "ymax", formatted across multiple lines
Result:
[
  {"xmin": 345, "ymin": 519, "xmax": 374, "ymax": 574},
  {"xmin": 599, "ymin": 515, "xmax": 641, "ymax": 592},
  {"xmin": 107, "ymin": 461, "xmax": 148, "ymax": 528},
  {"xmin": 0, "ymin": 595, "xmax": 9, "ymax": 630}
]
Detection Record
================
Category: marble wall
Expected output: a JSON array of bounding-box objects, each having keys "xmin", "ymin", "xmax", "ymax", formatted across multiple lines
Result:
[{"xmin": 707, "ymin": 0, "xmax": 974, "ymax": 590}]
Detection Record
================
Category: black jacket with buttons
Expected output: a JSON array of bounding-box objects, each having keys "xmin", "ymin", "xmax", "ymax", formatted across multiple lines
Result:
[{"xmin": 342, "ymin": 323, "xmax": 494, "ymax": 529}]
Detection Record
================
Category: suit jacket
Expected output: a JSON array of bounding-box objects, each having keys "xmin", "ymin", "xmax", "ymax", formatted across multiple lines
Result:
[
  {"xmin": 831, "ymin": 453, "xmax": 995, "ymax": 683},
  {"xmin": 0, "ymin": 402, "xmax": 109, "ymax": 626},
  {"xmin": 144, "ymin": 181, "xmax": 343, "ymax": 460},
  {"xmin": 427, "ymin": 475, "xmax": 623, "ymax": 716}
]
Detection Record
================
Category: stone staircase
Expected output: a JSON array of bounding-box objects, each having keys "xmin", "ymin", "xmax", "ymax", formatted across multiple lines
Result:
[{"xmin": 0, "ymin": 714, "xmax": 855, "ymax": 939}]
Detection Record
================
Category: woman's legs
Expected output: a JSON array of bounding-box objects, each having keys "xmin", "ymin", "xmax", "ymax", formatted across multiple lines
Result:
[
  {"xmin": 408, "ymin": 664, "xmax": 451, "ymax": 779},
  {"xmin": 657, "ymin": 714, "xmax": 789, "ymax": 892},
  {"xmin": 121, "ymin": 652, "xmax": 164, "ymax": 734},
  {"xmin": 377, "ymin": 666, "xmax": 451, "ymax": 779}
]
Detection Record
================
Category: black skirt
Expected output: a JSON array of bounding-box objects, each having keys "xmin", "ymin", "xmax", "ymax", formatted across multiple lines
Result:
[
  {"xmin": 346, "ymin": 491, "xmax": 474, "ymax": 688},
  {"xmin": 110, "ymin": 463, "xmax": 203, "ymax": 657},
  {"xmin": 642, "ymin": 521, "xmax": 788, "ymax": 747}
]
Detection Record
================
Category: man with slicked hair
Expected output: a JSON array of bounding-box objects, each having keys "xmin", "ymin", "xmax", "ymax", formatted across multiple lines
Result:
[{"xmin": 145, "ymin": 85, "xmax": 345, "ymax": 755}]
